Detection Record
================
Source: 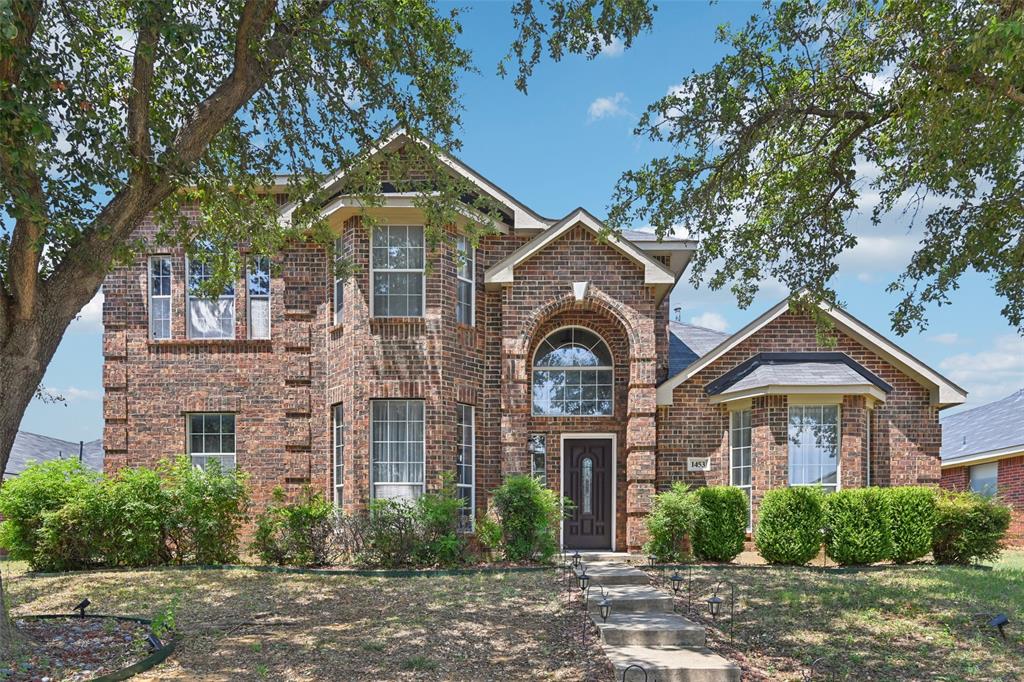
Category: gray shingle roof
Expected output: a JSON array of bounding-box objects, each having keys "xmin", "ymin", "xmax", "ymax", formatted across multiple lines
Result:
[
  {"xmin": 7, "ymin": 431, "xmax": 104, "ymax": 479},
  {"xmin": 717, "ymin": 362, "xmax": 874, "ymax": 395},
  {"xmin": 940, "ymin": 388, "xmax": 1024, "ymax": 463},
  {"xmin": 620, "ymin": 228, "xmax": 689, "ymax": 243},
  {"xmin": 668, "ymin": 321, "xmax": 730, "ymax": 375}
]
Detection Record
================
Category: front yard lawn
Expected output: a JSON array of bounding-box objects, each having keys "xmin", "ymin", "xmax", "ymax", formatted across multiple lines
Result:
[
  {"xmin": 650, "ymin": 549, "xmax": 1024, "ymax": 681},
  {"xmin": 3, "ymin": 564, "xmax": 604, "ymax": 680}
]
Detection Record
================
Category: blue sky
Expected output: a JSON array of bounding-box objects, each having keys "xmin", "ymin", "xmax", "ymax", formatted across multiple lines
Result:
[{"xmin": 20, "ymin": 0, "xmax": 1023, "ymax": 441}]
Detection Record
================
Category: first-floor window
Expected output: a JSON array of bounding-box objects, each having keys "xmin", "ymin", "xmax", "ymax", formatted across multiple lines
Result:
[
  {"xmin": 333, "ymin": 404, "xmax": 344, "ymax": 506},
  {"xmin": 529, "ymin": 434, "xmax": 547, "ymax": 486},
  {"xmin": 371, "ymin": 400, "xmax": 425, "ymax": 501},
  {"xmin": 456, "ymin": 404, "xmax": 475, "ymax": 530},
  {"xmin": 788, "ymin": 404, "xmax": 840, "ymax": 492},
  {"xmin": 188, "ymin": 413, "xmax": 235, "ymax": 470},
  {"xmin": 730, "ymin": 409, "xmax": 752, "ymax": 530},
  {"xmin": 148, "ymin": 256, "xmax": 172, "ymax": 340},
  {"xmin": 969, "ymin": 461, "xmax": 998, "ymax": 496}
]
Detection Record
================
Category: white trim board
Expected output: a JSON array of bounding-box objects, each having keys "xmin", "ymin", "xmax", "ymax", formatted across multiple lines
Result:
[
  {"xmin": 655, "ymin": 294, "xmax": 968, "ymax": 408},
  {"xmin": 940, "ymin": 444, "xmax": 1024, "ymax": 469},
  {"xmin": 559, "ymin": 433, "xmax": 617, "ymax": 552}
]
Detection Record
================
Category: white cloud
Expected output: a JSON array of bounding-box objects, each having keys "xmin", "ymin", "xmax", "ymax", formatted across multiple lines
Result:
[
  {"xmin": 856, "ymin": 272, "xmax": 874, "ymax": 284},
  {"xmin": 70, "ymin": 290, "xmax": 103, "ymax": 333},
  {"xmin": 588, "ymin": 92, "xmax": 630, "ymax": 121},
  {"xmin": 597, "ymin": 35, "xmax": 624, "ymax": 57},
  {"xmin": 940, "ymin": 335, "xmax": 1024, "ymax": 407},
  {"xmin": 930, "ymin": 332, "xmax": 960, "ymax": 345},
  {"xmin": 690, "ymin": 311, "xmax": 729, "ymax": 332}
]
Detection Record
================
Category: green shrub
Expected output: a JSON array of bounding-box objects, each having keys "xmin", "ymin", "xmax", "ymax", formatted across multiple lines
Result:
[
  {"xmin": 0, "ymin": 459, "xmax": 99, "ymax": 564},
  {"xmin": 102, "ymin": 466, "xmax": 170, "ymax": 567},
  {"xmin": 474, "ymin": 515, "xmax": 502, "ymax": 556},
  {"xmin": 412, "ymin": 473, "xmax": 466, "ymax": 566},
  {"xmin": 755, "ymin": 487, "xmax": 825, "ymax": 565},
  {"xmin": 160, "ymin": 457, "xmax": 249, "ymax": 565},
  {"xmin": 884, "ymin": 486, "xmax": 937, "ymax": 563},
  {"xmin": 932, "ymin": 491, "xmax": 1011, "ymax": 565},
  {"xmin": 823, "ymin": 488, "xmax": 893, "ymax": 565},
  {"xmin": 252, "ymin": 487, "xmax": 340, "ymax": 567},
  {"xmin": 359, "ymin": 499, "xmax": 419, "ymax": 567},
  {"xmin": 490, "ymin": 475, "xmax": 564, "ymax": 562},
  {"xmin": 692, "ymin": 486, "xmax": 748, "ymax": 562},
  {"xmin": 34, "ymin": 486, "xmax": 107, "ymax": 571},
  {"xmin": 643, "ymin": 483, "xmax": 704, "ymax": 563}
]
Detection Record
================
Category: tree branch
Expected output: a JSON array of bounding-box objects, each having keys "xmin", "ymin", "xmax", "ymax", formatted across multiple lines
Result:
[{"xmin": 127, "ymin": 14, "xmax": 160, "ymax": 169}]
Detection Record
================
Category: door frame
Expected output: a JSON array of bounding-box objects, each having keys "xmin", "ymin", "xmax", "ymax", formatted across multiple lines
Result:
[{"xmin": 559, "ymin": 433, "xmax": 617, "ymax": 552}]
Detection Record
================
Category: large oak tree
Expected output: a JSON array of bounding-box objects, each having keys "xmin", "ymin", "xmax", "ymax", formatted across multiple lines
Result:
[{"xmin": 0, "ymin": 0, "xmax": 653, "ymax": 654}]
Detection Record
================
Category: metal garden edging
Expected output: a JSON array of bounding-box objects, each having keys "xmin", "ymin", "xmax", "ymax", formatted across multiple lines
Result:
[
  {"xmin": 27, "ymin": 562, "xmax": 554, "ymax": 579},
  {"xmin": 19, "ymin": 614, "xmax": 176, "ymax": 682}
]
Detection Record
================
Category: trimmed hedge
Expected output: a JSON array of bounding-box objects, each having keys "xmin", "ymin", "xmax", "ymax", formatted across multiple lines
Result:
[
  {"xmin": 644, "ymin": 483, "xmax": 704, "ymax": 563},
  {"xmin": 487, "ymin": 475, "xmax": 564, "ymax": 562},
  {"xmin": 823, "ymin": 488, "xmax": 893, "ymax": 565},
  {"xmin": 755, "ymin": 487, "xmax": 825, "ymax": 565},
  {"xmin": 932, "ymin": 491, "xmax": 1011, "ymax": 564},
  {"xmin": 693, "ymin": 486, "xmax": 748, "ymax": 562},
  {"xmin": 885, "ymin": 486, "xmax": 937, "ymax": 563}
]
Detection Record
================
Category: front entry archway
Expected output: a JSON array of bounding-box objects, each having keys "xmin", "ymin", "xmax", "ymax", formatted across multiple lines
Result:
[{"xmin": 561, "ymin": 436, "xmax": 615, "ymax": 550}]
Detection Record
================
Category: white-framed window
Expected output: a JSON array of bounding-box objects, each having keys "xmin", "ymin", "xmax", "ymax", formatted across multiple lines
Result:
[
  {"xmin": 529, "ymin": 434, "xmax": 547, "ymax": 486},
  {"xmin": 187, "ymin": 413, "xmax": 235, "ymax": 470},
  {"xmin": 788, "ymin": 404, "xmax": 840, "ymax": 492},
  {"xmin": 456, "ymin": 236, "xmax": 474, "ymax": 325},
  {"xmin": 247, "ymin": 255, "xmax": 270, "ymax": 339},
  {"xmin": 456, "ymin": 404, "xmax": 475, "ymax": 530},
  {"xmin": 333, "ymin": 237, "xmax": 344, "ymax": 325},
  {"xmin": 333, "ymin": 403, "xmax": 344, "ymax": 506},
  {"xmin": 532, "ymin": 327, "xmax": 613, "ymax": 416},
  {"xmin": 969, "ymin": 461, "xmax": 999, "ymax": 497},
  {"xmin": 148, "ymin": 256, "xmax": 172, "ymax": 340},
  {"xmin": 730, "ymin": 409, "xmax": 753, "ymax": 530},
  {"xmin": 187, "ymin": 256, "xmax": 235, "ymax": 339},
  {"xmin": 371, "ymin": 225, "xmax": 424, "ymax": 317},
  {"xmin": 371, "ymin": 399, "xmax": 425, "ymax": 501}
]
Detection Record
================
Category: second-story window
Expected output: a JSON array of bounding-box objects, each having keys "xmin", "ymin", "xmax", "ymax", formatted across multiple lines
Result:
[
  {"xmin": 148, "ymin": 256, "xmax": 172, "ymax": 340},
  {"xmin": 371, "ymin": 225, "xmax": 424, "ymax": 317},
  {"xmin": 456, "ymin": 236, "xmax": 474, "ymax": 325},
  {"xmin": 247, "ymin": 256, "xmax": 270, "ymax": 339},
  {"xmin": 187, "ymin": 257, "xmax": 235, "ymax": 339},
  {"xmin": 333, "ymin": 237, "xmax": 344, "ymax": 325}
]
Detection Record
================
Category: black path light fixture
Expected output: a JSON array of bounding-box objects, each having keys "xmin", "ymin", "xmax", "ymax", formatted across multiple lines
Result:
[
  {"xmin": 592, "ymin": 584, "xmax": 613, "ymax": 623},
  {"xmin": 669, "ymin": 572, "xmax": 683, "ymax": 613},
  {"xmin": 647, "ymin": 553, "xmax": 657, "ymax": 568},
  {"xmin": 73, "ymin": 598, "xmax": 91, "ymax": 617},
  {"xmin": 572, "ymin": 551, "xmax": 582, "ymax": 568},
  {"xmin": 803, "ymin": 656, "xmax": 837, "ymax": 681},
  {"xmin": 577, "ymin": 566, "xmax": 591, "ymax": 594},
  {"xmin": 706, "ymin": 580, "xmax": 737, "ymax": 643},
  {"xmin": 988, "ymin": 613, "xmax": 1009, "ymax": 640}
]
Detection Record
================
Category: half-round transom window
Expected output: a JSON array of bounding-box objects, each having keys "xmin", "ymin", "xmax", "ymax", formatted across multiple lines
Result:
[{"xmin": 532, "ymin": 327, "xmax": 613, "ymax": 416}]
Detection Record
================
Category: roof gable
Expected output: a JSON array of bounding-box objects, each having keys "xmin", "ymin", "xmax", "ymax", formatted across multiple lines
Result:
[
  {"xmin": 656, "ymin": 294, "xmax": 967, "ymax": 407},
  {"xmin": 484, "ymin": 208, "xmax": 678, "ymax": 291}
]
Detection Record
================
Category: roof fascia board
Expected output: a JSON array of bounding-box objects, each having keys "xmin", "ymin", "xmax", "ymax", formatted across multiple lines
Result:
[
  {"xmin": 940, "ymin": 444, "xmax": 1024, "ymax": 468},
  {"xmin": 484, "ymin": 209, "xmax": 677, "ymax": 287},
  {"xmin": 708, "ymin": 384, "xmax": 888, "ymax": 405},
  {"xmin": 704, "ymin": 352, "xmax": 894, "ymax": 396},
  {"xmin": 319, "ymin": 193, "xmax": 504, "ymax": 231}
]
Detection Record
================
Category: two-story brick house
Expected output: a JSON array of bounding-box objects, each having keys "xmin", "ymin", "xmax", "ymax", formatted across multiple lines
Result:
[{"xmin": 102, "ymin": 132, "xmax": 967, "ymax": 552}]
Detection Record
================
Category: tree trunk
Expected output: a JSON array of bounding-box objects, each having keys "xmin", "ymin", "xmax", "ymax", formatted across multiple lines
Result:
[{"xmin": 0, "ymin": 299, "xmax": 95, "ymax": 658}]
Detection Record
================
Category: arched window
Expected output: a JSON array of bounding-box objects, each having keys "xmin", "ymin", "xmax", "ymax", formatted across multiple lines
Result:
[{"xmin": 532, "ymin": 327, "xmax": 613, "ymax": 416}]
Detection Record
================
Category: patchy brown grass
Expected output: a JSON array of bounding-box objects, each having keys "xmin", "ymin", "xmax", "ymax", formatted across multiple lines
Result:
[
  {"xmin": 647, "ymin": 550, "xmax": 1024, "ymax": 681},
  {"xmin": 4, "ymin": 564, "xmax": 611, "ymax": 681}
]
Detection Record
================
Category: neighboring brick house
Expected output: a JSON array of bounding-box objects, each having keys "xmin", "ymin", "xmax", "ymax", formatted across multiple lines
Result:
[
  {"xmin": 101, "ymin": 132, "xmax": 967, "ymax": 551},
  {"xmin": 939, "ymin": 389, "xmax": 1024, "ymax": 547}
]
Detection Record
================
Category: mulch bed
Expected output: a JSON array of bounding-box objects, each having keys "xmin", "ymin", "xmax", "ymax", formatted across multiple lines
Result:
[{"xmin": 4, "ymin": 617, "xmax": 152, "ymax": 682}]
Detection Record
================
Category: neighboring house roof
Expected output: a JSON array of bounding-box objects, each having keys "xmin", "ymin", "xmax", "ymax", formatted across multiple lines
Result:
[
  {"xmin": 668, "ymin": 321, "xmax": 730, "ymax": 376},
  {"xmin": 6, "ymin": 431, "xmax": 104, "ymax": 480},
  {"xmin": 704, "ymin": 352, "xmax": 892, "ymax": 404},
  {"xmin": 656, "ymin": 293, "xmax": 968, "ymax": 407},
  {"xmin": 940, "ymin": 389, "xmax": 1024, "ymax": 467},
  {"xmin": 484, "ymin": 207, "xmax": 695, "ymax": 304}
]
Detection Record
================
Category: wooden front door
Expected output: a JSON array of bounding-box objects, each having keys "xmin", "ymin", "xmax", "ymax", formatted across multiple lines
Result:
[{"xmin": 563, "ymin": 438, "xmax": 613, "ymax": 550}]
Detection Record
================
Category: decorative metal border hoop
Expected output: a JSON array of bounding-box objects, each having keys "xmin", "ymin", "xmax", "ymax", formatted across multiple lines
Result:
[{"xmin": 19, "ymin": 614, "xmax": 176, "ymax": 682}]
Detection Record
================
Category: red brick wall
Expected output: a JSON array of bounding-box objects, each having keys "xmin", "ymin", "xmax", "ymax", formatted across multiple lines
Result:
[
  {"xmin": 942, "ymin": 457, "xmax": 1024, "ymax": 547},
  {"xmin": 658, "ymin": 311, "xmax": 943, "ymax": 526}
]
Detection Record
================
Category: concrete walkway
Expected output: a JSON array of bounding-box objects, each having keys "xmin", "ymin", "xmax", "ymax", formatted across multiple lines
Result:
[{"xmin": 573, "ymin": 554, "xmax": 740, "ymax": 682}]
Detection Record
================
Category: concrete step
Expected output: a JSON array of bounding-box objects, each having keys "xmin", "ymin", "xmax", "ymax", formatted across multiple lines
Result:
[
  {"xmin": 574, "ymin": 563, "xmax": 650, "ymax": 586},
  {"xmin": 606, "ymin": 645, "xmax": 741, "ymax": 682},
  {"xmin": 586, "ymin": 584, "xmax": 674, "ymax": 614},
  {"xmin": 596, "ymin": 611, "xmax": 705, "ymax": 647},
  {"xmin": 569, "ymin": 551, "xmax": 633, "ymax": 562}
]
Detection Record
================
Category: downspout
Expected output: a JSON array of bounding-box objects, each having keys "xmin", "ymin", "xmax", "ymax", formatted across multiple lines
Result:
[{"xmin": 865, "ymin": 408, "xmax": 872, "ymax": 487}]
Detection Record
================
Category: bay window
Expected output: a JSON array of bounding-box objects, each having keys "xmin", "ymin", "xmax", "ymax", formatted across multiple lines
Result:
[
  {"xmin": 371, "ymin": 225, "xmax": 424, "ymax": 317},
  {"xmin": 730, "ymin": 409, "xmax": 753, "ymax": 529},
  {"xmin": 371, "ymin": 400, "xmax": 425, "ymax": 501},
  {"xmin": 187, "ymin": 257, "xmax": 235, "ymax": 339},
  {"xmin": 148, "ymin": 256, "xmax": 172, "ymax": 340},
  {"xmin": 456, "ymin": 404, "xmax": 475, "ymax": 530},
  {"xmin": 247, "ymin": 255, "xmax": 270, "ymax": 339},
  {"xmin": 788, "ymin": 404, "xmax": 840, "ymax": 491},
  {"xmin": 456, "ymin": 236, "xmax": 474, "ymax": 325}
]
